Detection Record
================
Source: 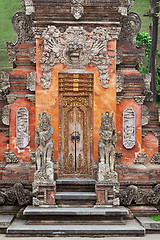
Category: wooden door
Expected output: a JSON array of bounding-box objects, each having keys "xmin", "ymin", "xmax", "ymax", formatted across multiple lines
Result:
[{"xmin": 59, "ymin": 73, "xmax": 93, "ymax": 178}]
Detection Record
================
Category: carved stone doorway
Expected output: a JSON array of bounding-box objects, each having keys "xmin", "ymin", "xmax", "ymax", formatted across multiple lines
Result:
[{"xmin": 58, "ymin": 73, "xmax": 93, "ymax": 178}]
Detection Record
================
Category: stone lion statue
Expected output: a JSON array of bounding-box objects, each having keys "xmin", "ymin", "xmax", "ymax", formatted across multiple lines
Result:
[
  {"xmin": 98, "ymin": 111, "xmax": 117, "ymax": 182},
  {"xmin": 35, "ymin": 111, "xmax": 54, "ymax": 182}
]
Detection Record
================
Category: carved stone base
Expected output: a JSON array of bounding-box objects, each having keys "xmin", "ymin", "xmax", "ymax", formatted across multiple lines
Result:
[
  {"xmin": 32, "ymin": 182, "xmax": 56, "ymax": 206},
  {"xmin": 98, "ymin": 163, "xmax": 118, "ymax": 182},
  {"xmin": 95, "ymin": 181, "xmax": 120, "ymax": 206}
]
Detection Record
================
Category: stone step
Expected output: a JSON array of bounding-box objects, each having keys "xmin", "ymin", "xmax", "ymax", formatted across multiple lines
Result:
[
  {"xmin": 55, "ymin": 192, "xmax": 97, "ymax": 200},
  {"xmin": 0, "ymin": 215, "xmax": 14, "ymax": 233},
  {"xmin": 55, "ymin": 192, "xmax": 97, "ymax": 205},
  {"xmin": 24, "ymin": 206, "xmax": 128, "ymax": 216},
  {"xmin": 7, "ymin": 219, "xmax": 145, "ymax": 236},
  {"xmin": 56, "ymin": 178, "xmax": 96, "ymax": 192}
]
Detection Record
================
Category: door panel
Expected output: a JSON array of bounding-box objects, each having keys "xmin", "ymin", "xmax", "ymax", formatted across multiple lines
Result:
[{"xmin": 58, "ymin": 73, "xmax": 93, "ymax": 178}]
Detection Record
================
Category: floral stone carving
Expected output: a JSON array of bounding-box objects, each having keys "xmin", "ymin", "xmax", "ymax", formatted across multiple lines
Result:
[
  {"xmin": 40, "ymin": 26, "xmax": 110, "ymax": 89},
  {"xmin": 27, "ymin": 72, "xmax": 36, "ymax": 91},
  {"xmin": 16, "ymin": 108, "xmax": 29, "ymax": 149},
  {"xmin": 98, "ymin": 111, "xmax": 117, "ymax": 182},
  {"xmin": 35, "ymin": 111, "xmax": 54, "ymax": 183},
  {"xmin": 142, "ymin": 105, "xmax": 150, "ymax": 126},
  {"xmin": 151, "ymin": 153, "xmax": 160, "ymax": 164},
  {"xmin": 123, "ymin": 108, "xmax": 135, "ymax": 149},
  {"xmin": 134, "ymin": 153, "xmax": 148, "ymax": 164}
]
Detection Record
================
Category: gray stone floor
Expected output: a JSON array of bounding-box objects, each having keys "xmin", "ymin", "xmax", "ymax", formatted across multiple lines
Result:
[{"xmin": 0, "ymin": 235, "xmax": 160, "ymax": 240}]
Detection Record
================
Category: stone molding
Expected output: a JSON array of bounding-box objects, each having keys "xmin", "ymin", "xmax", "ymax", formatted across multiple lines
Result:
[
  {"xmin": 123, "ymin": 108, "xmax": 135, "ymax": 149},
  {"xmin": 4, "ymin": 152, "xmax": 19, "ymax": 163},
  {"xmin": 40, "ymin": 26, "xmax": 120, "ymax": 89}
]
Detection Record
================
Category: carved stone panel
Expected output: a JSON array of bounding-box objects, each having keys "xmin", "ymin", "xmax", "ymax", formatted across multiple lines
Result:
[
  {"xmin": 16, "ymin": 108, "xmax": 29, "ymax": 149},
  {"xmin": 27, "ymin": 72, "xmax": 36, "ymax": 91},
  {"xmin": 40, "ymin": 26, "xmax": 110, "ymax": 89},
  {"xmin": 4, "ymin": 152, "xmax": 18, "ymax": 163},
  {"xmin": 123, "ymin": 108, "xmax": 135, "ymax": 149},
  {"xmin": 142, "ymin": 105, "xmax": 150, "ymax": 126},
  {"xmin": 71, "ymin": 0, "xmax": 84, "ymax": 20}
]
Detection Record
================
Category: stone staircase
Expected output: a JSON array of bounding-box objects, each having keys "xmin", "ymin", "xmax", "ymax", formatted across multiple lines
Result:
[
  {"xmin": 6, "ymin": 178, "xmax": 145, "ymax": 236},
  {"xmin": 55, "ymin": 178, "xmax": 97, "ymax": 206}
]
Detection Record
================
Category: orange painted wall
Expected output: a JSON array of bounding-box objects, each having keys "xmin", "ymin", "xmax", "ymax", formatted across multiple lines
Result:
[{"xmin": 36, "ymin": 38, "xmax": 117, "ymax": 174}]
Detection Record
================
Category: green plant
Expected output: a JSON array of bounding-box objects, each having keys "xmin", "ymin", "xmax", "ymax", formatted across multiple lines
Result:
[
  {"xmin": 150, "ymin": 214, "xmax": 160, "ymax": 221},
  {"xmin": 136, "ymin": 32, "xmax": 160, "ymax": 103}
]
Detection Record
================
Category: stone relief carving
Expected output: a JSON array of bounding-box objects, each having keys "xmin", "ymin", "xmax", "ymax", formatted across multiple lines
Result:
[
  {"xmin": 115, "ymin": 152, "xmax": 123, "ymax": 165},
  {"xmin": 119, "ymin": 184, "xmax": 160, "ymax": 205},
  {"xmin": 16, "ymin": 108, "xmax": 29, "ymax": 149},
  {"xmin": 27, "ymin": 72, "xmax": 36, "ymax": 91},
  {"xmin": 0, "ymin": 72, "xmax": 10, "ymax": 91},
  {"xmin": 29, "ymin": 46, "xmax": 36, "ymax": 63},
  {"xmin": 123, "ymin": 108, "xmax": 135, "ymax": 149},
  {"xmin": 6, "ymin": 11, "xmax": 34, "ymax": 63},
  {"xmin": 151, "ymin": 153, "xmax": 160, "ymax": 164},
  {"xmin": 4, "ymin": 152, "xmax": 18, "ymax": 163},
  {"xmin": 98, "ymin": 111, "xmax": 117, "ymax": 182},
  {"xmin": 34, "ymin": 111, "xmax": 54, "ymax": 183},
  {"xmin": 142, "ymin": 105, "xmax": 150, "ymax": 126},
  {"xmin": 2, "ymin": 105, "xmax": 10, "ymax": 126},
  {"xmin": 116, "ymin": 96, "xmax": 124, "ymax": 105},
  {"xmin": 7, "ymin": 94, "xmax": 17, "ymax": 104},
  {"xmin": 30, "ymin": 152, "xmax": 36, "ymax": 164},
  {"xmin": 20, "ymin": 0, "xmax": 35, "ymax": 15},
  {"xmin": 116, "ymin": 72, "xmax": 124, "ymax": 92},
  {"xmin": 26, "ymin": 94, "xmax": 35, "ymax": 103},
  {"xmin": 71, "ymin": 0, "xmax": 84, "ymax": 20},
  {"xmin": 134, "ymin": 96, "xmax": 145, "ymax": 105},
  {"xmin": 0, "ymin": 183, "xmax": 32, "ymax": 205},
  {"xmin": 40, "ymin": 26, "xmax": 110, "ymax": 89},
  {"xmin": 118, "ymin": 12, "xmax": 141, "ymax": 45},
  {"xmin": 134, "ymin": 153, "xmax": 148, "ymax": 164}
]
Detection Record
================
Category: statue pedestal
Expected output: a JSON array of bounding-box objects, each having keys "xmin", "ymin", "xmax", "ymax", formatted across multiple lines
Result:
[
  {"xmin": 95, "ymin": 180, "xmax": 120, "ymax": 206},
  {"xmin": 32, "ymin": 182, "xmax": 56, "ymax": 206}
]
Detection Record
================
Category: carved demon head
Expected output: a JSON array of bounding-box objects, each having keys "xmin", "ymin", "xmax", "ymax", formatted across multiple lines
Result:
[{"xmin": 66, "ymin": 41, "xmax": 83, "ymax": 64}]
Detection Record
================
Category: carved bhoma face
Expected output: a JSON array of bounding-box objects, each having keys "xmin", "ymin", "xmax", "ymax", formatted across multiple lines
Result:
[{"xmin": 66, "ymin": 41, "xmax": 83, "ymax": 64}]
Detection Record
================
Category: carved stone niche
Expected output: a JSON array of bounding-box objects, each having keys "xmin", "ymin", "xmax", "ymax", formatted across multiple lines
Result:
[
  {"xmin": 16, "ymin": 108, "xmax": 29, "ymax": 149},
  {"xmin": 123, "ymin": 108, "xmax": 135, "ymax": 149}
]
